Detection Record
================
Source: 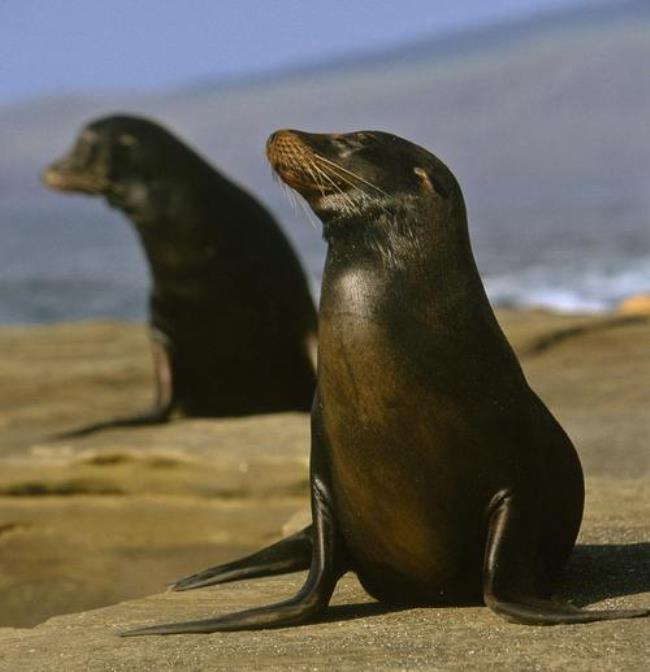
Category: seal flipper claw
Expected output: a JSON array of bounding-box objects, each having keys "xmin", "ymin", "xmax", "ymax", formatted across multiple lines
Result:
[
  {"xmin": 172, "ymin": 525, "xmax": 313, "ymax": 591},
  {"xmin": 484, "ymin": 492, "xmax": 650, "ymax": 625}
]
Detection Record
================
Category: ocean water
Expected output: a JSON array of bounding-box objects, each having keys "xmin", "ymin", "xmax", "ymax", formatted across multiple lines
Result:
[
  {"xmin": 1, "ymin": 185, "xmax": 649, "ymax": 325},
  {"xmin": 0, "ymin": 202, "xmax": 148, "ymax": 324},
  {"xmin": 2, "ymin": 2, "xmax": 649, "ymax": 324}
]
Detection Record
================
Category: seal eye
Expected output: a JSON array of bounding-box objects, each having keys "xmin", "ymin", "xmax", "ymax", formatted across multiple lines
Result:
[
  {"xmin": 118, "ymin": 134, "xmax": 138, "ymax": 147},
  {"xmin": 81, "ymin": 130, "xmax": 99, "ymax": 144},
  {"xmin": 332, "ymin": 138, "xmax": 358, "ymax": 155}
]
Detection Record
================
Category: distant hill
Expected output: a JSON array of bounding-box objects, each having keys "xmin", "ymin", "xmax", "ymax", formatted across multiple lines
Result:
[
  {"xmin": 182, "ymin": 0, "xmax": 650, "ymax": 94},
  {"xmin": 1, "ymin": 0, "xmax": 649, "ymax": 321}
]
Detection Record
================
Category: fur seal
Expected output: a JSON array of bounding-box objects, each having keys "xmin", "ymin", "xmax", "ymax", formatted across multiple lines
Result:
[
  {"xmin": 42, "ymin": 115, "xmax": 317, "ymax": 436},
  {"xmin": 123, "ymin": 129, "xmax": 649, "ymax": 635}
]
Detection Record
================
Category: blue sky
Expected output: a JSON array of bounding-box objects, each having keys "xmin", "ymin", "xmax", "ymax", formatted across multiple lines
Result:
[{"xmin": 1, "ymin": 0, "xmax": 590, "ymax": 104}]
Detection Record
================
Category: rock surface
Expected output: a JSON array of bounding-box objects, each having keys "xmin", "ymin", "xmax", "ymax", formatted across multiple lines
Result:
[
  {"xmin": 618, "ymin": 293, "xmax": 650, "ymax": 316},
  {"xmin": 0, "ymin": 311, "xmax": 648, "ymax": 670},
  {"xmin": 0, "ymin": 477, "xmax": 648, "ymax": 672}
]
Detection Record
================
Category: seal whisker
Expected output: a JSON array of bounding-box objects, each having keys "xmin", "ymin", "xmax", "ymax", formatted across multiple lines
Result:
[
  {"xmin": 308, "ymin": 160, "xmax": 361, "ymax": 215},
  {"xmin": 303, "ymin": 159, "xmax": 328, "ymax": 198},
  {"xmin": 274, "ymin": 170, "xmax": 319, "ymax": 230},
  {"xmin": 312, "ymin": 156, "xmax": 393, "ymax": 217},
  {"xmin": 295, "ymin": 190, "xmax": 320, "ymax": 231},
  {"xmin": 313, "ymin": 153, "xmax": 392, "ymax": 198},
  {"xmin": 300, "ymin": 154, "xmax": 358, "ymax": 214},
  {"xmin": 312, "ymin": 156, "xmax": 372, "ymax": 199},
  {"xmin": 282, "ymin": 182, "xmax": 300, "ymax": 213},
  {"xmin": 315, "ymin": 160, "xmax": 393, "ymax": 217}
]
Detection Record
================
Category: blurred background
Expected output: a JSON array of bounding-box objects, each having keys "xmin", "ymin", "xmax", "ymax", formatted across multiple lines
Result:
[{"xmin": 1, "ymin": 0, "xmax": 649, "ymax": 323}]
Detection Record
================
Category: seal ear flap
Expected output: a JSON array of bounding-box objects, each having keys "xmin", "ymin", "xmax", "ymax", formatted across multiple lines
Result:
[{"xmin": 413, "ymin": 166, "xmax": 449, "ymax": 199}]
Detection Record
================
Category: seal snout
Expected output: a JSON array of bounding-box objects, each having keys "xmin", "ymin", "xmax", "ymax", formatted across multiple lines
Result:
[
  {"xmin": 266, "ymin": 130, "xmax": 318, "ymax": 194},
  {"xmin": 265, "ymin": 130, "xmax": 289, "ymax": 153},
  {"xmin": 40, "ymin": 162, "xmax": 90, "ymax": 193},
  {"xmin": 40, "ymin": 155, "xmax": 108, "ymax": 195},
  {"xmin": 40, "ymin": 158, "xmax": 91, "ymax": 193},
  {"xmin": 40, "ymin": 163, "xmax": 67, "ymax": 190},
  {"xmin": 266, "ymin": 130, "xmax": 306, "ymax": 167}
]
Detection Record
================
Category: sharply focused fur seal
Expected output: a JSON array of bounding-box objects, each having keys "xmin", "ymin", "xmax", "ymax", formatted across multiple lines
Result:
[
  {"xmin": 123, "ymin": 129, "xmax": 649, "ymax": 635},
  {"xmin": 42, "ymin": 115, "xmax": 317, "ymax": 436}
]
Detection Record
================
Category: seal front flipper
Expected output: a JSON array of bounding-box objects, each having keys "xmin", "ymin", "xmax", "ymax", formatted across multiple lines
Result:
[
  {"xmin": 122, "ymin": 440, "xmax": 346, "ymax": 635},
  {"xmin": 52, "ymin": 328, "xmax": 174, "ymax": 440},
  {"xmin": 172, "ymin": 525, "xmax": 313, "ymax": 591},
  {"xmin": 52, "ymin": 406, "xmax": 172, "ymax": 440},
  {"xmin": 484, "ymin": 492, "xmax": 650, "ymax": 625}
]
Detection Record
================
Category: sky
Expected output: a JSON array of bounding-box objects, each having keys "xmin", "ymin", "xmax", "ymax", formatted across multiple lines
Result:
[{"xmin": 0, "ymin": 0, "xmax": 592, "ymax": 105}]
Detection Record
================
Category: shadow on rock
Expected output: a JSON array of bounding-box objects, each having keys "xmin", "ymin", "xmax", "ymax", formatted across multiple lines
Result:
[
  {"xmin": 560, "ymin": 543, "xmax": 650, "ymax": 606},
  {"xmin": 315, "ymin": 543, "xmax": 650, "ymax": 626},
  {"xmin": 315, "ymin": 601, "xmax": 409, "ymax": 625}
]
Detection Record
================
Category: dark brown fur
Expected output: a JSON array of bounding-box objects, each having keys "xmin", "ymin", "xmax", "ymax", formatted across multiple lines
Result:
[
  {"xmin": 122, "ymin": 129, "xmax": 649, "ymax": 635},
  {"xmin": 43, "ymin": 116, "xmax": 316, "ymax": 437}
]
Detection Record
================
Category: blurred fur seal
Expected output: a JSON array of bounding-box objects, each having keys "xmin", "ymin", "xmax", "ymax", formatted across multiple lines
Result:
[
  {"xmin": 123, "ymin": 130, "xmax": 649, "ymax": 635},
  {"xmin": 42, "ymin": 115, "xmax": 317, "ymax": 437}
]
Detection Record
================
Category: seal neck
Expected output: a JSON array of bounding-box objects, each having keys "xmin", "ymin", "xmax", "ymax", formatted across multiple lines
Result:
[
  {"xmin": 106, "ymin": 158, "xmax": 246, "ymax": 293},
  {"xmin": 321, "ymin": 201, "xmax": 491, "ymax": 327},
  {"xmin": 324, "ymin": 199, "xmax": 474, "ymax": 274}
]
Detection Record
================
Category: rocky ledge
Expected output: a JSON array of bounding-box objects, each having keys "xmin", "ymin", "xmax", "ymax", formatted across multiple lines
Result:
[{"xmin": 0, "ymin": 310, "xmax": 648, "ymax": 670}]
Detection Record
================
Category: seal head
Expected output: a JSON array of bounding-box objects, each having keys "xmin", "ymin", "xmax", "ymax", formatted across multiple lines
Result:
[
  {"xmin": 267, "ymin": 129, "xmax": 455, "ymax": 237},
  {"xmin": 42, "ymin": 116, "xmax": 205, "ymax": 216}
]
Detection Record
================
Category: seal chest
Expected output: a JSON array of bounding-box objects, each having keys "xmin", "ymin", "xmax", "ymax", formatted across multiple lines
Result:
[{"xmin": 317, "ymin": 260, "xmax": 502, "ymax": 601}]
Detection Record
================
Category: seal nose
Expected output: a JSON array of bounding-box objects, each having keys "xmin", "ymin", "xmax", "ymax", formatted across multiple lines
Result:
[
  {"xmin": 266, "ymin": 129, "xmax": 297, "ymax": 152},
  {"xmin": 40, "ymin": 162, "xmax": 66, "ymax": 188},
  {"xmin": 266, "ymin": 131, "xmax": 281, "ymax": 149},
  {"xmin": 266, "ymin": 130, "xmax": 306, "ymax": 167}
]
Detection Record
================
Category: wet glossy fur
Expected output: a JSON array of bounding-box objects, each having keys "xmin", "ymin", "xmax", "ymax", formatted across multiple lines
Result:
[{"xmin": 122, "ymin": 129, "xmax": 649, "ymax": 635}]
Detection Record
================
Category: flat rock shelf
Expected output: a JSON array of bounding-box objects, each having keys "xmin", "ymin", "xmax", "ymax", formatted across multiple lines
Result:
[{"xmin": 0, "ymin": 310, "xmax": 648, "ymax": 670}]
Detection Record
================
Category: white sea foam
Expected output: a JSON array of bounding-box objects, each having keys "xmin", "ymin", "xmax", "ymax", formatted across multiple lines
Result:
[
  {"xmin": 1, "ymin": 202, "xmax": 649, "ymax": 322},
  {"xmin": 484, "ymin": 256, "xmax": 650, "ymax": 313}
]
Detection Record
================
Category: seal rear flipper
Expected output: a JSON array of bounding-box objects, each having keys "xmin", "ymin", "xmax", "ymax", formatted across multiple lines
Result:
[
  {"xmin": 483, "ymin": 597, "xmax": 650, "ymax": 626},
  {"xmin": 483, "ymin": 492, "xmax": 650, "ymax": 625},
  {"xmin": 172, "ymin": 525, "xmax": 313, "ymax": 591},
  {"xmin": 121, "ymin": 578, "xmax": 334, "ymax": 636},
  {"xmin": 121, "ymin": 468, "xmax": 346, "ymax": 635}
]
